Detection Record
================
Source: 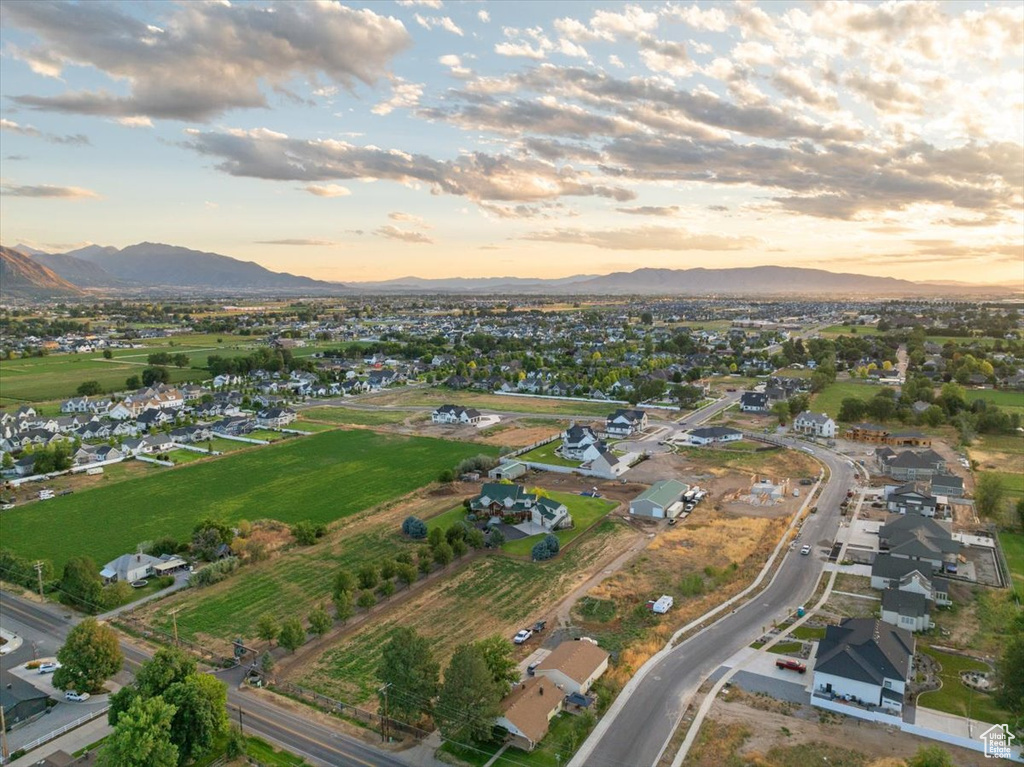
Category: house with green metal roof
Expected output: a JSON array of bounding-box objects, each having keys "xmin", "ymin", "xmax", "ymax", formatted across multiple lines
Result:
[{"xmin": 629, "ymin": 479, "xmax": 689, "ymax": 519}]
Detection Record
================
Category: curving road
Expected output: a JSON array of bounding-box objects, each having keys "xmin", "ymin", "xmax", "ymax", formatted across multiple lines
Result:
[{"xmin": 571, "ymin": 439, "xmax": 855, "ymax": 767}]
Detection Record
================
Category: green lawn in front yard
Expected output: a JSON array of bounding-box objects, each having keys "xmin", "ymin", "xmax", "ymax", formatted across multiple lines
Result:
[
  {"xmin": 492, "ymin": 712, "xmax": 595, "ymax": 767},
  {"xmin": 0, "ymin": 429, "xmax": 493, "ymax": 571},
  {"xmin": 916, "ymin": 646, "xmax": 1009, "ymax": 725},
  {"xmin": 165, "ymin": 449, "xmax": 209, "ymax": 465},
  {"xmin": 790, "ymin": 625, "xmax": 827, "ymax": 640},
  {"xmin": 810, "ymin": 380, "xmax": 884, "ymax": 420},
  {"xmin": 501, "ymin": 492, "xmax": 617, "ymax": 556},
  {"xmin": 766, "ymin": 641, "xmax": 803, "ymax": 655},
  {"xmin": 516, "ymin": 442, "xmax": 580, "ymax": 467},
  {"xmin": 999, "ymin": 530, "xmax": 1024, "ymax": 590}
]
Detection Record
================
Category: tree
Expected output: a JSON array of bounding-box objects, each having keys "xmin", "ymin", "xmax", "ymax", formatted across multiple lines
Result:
[
  {"xmin": 838, "ymin": 398, "xmax": 867, "ymax": 422},
  {"xmin": 135, "ymin": 648, "xmax": 196, "ymax": 699},
  {"xmin": 995, "ymin": 614, "xmax": 1024, "ymax": 721},
  {"xmin": 142, "ymin": 366, "xmax": 170, "ymax": 386},
  {"xmin": 379, "ymin": 559, "xmax": 397, "ymax": 580},
  {"xmin": 436, "ymin": 643, "xmax": 502, "ymax": 743},
  {"xmin": 433, "ymin": 541, "xmax": 454, "ymax": 568},
  {"xmin": 77, "ymin": 380, "xmax": 103, "ymax": 396},
  {"xmin": 333, "ymin": 569, "xmax": 355, "ymax": 599},
  {"xmin": 402, "ymin": 516, "xmax": 428, "ymax": 539},
  {"xmin": 278, "ymin": 618, "xmax": 306, "ymax": 653},
  {"xmin": 906, "ymin": 745, "xmax": 955, "ymax": 767},
  {"xmin": 357, "ymin": 563, "xmax": 379, "ymax": 590},
  {"xmin": 102, "ymin": 580, "xmax": 134, "ymax": 610},
  {"xmin": 380, "ymin": 580, "xmax": 396, "ymax": 600},
  {"xmin": 357, "ymin": 590, "xmax": 377, "ymax": 610},
  {"xmin": 1017, "ymin": 497, "xmax": 1024, "ymax": 531},
  {"xmin": 54, "ymin": 618, "xmax": 123, "ymax": 693},
  {"xmin": 438, "ymin": 469, "xmax": 456, "ymax": 483},
  {"xmin": 396, "ymin": 562, "xmax": 418, "ymax": 588},
  {"xmin": 771, "ymin": 401, "xmax": 790, "ymax": 425},
  {"xmin": 487, "ymin": 527, "xmax": 505, "ymax": 548},
  {"xmin": 531, "ymin": 534, "xmax": 560, "ymax": 561},
  {"xmin": 974, "ymin": 473, "xmax": 1006, "ymax": 519},
  {"xmin": 309, "ymin": 604, "xmax": 331, "ymax": 639},
  {"xmin": 291, "ymin": 521, "xmax": 319, "ymax": 546},
  {"xmin": 376, "ymin": 627, "xmax": 440, "ymax": 723},
  {"xmin": 417, "ymin": 555, "xmax": 432, "ymax": 575},
  {"xmin": 102, "ymin": 349, "xmax": 113, "ymax": 359},
  {"xmin": 256, "ymin": 613, "xmax": 279, "ymax": 646},
  {"xmin": 60, "ymin": 555, "xmax": 107, "ymax": 612},
  {"xmin": 260, "ymin": 651, "xmax": 275, "ymax": 675},
  {"xmin": 125, "ymin": 374, "xmax": 142, "ymax": 390},
  {"xmin": 474, "ymin": 636, "xmax": 519, "ymax": 695},
  {"xmin": 427, "ymin": 526, "xmax": 445, "ymax": 548},
  {"xmin": 164, "ymin": 672, "xmax": 229, "ymax": 764},
  {"xmin": 640, "ymin": 312, "xmax": 653, "ymax": 325},
  {"xmin": 100, "ymin": 696, "xmax": 178, "ymax": 767},
  {"xmin": 333, "ymin": 589, "xmax": 354, "ymax": 623},
  {"xmin": 451, "ymin": 538, "xmax": 468, "ymax": 558}
]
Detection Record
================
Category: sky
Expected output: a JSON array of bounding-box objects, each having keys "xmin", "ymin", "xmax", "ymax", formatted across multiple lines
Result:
[{"xmin": 1, "ymin": 0, "xmax": 1022, "ymax": 285}]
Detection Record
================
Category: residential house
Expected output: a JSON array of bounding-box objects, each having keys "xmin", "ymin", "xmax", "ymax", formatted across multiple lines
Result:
[
  {"xmin": 444, "ymin": 375, "xmax": 471, "ymax": 390},
  {"xmin": 686, "ymin": 426, "xmax": 742, "ymax": 445},
  {"xmin": 367, "ymin": 369, "xmax": 398, "ymax": 390},
  {"xmin": 887, "ymin": 431, "xmax": 932, "ymax": 448},
  {"xmin": 534, "ymin": 640, "xmax": 610, "ymax": 695},
  {"xmin": 561, "ymin": 424, "xmax": 599, "ymax": 459},
  {"xmin": 587, "ymin": 445, "xmax": 623, "ymax": 478},
  {"xmin": 137, "ymin": 408, "xmax": 173, "ymax": 432},
  {"xmin": 470, "ymin": 483, "xmax": 538, "ymax": 521},
  {"xmin": 495, "ymin": 677, "xmax": 563, "ymax": 752},
  {"xmin": 930, "ymin": 474, "xmax": 964, "ymax": 498},
  {"xmin": 845, "ymin": 423, "xmax": 890, "ymax": 443},
  {"xmin": 61, "ymin": 397, "xmax": 92, "ymax": 414},
  {"xmin": 108, "ymin": 402, "xmax": 135, "ymax": 421},
  {"xmin": 792, "ymin": 411, "xmax": 837, "ymax": 439},
  {"xmin": 431, "ymin": 404, "xmax": 484, "ymax": 425},
  {"xmin": 605, "ymin": 408, "xmax": 648, "ymax": 437},
  {"xmin": 885, "ymin": 450, "xmax": 946, "ymax": 481},
  {"xmin": 100, "ymin": 553, "xmax": 163, "ymax": 584},
  {"xmin": 256, "ymin": 407, "xmax": 297, "ymax": 429},
  {"xmin": 170, "ymin": 425, "xmax": 211, "ymax": 444},
  {"xmin": 0, "ymin": 667, "xmax": 51, "ymax": 729},
  {"xmin": 880, "ymin": 589, "xmax": 931, "ymax": 633},
  {"xmin": 629, "ymin": 480, "xmax": 688, "ymax": 519},
  {"xmin": 532, "ymin": 497, "xmax": 572, "ymax": 530},
  {"xmin": 212, "ymin": 416, "xmax": 254, "ymax": 436},
  {"xmin": 812, "ymin": 618, "xmax": 914, "ymax": 715},
  {"xmin": 886, "ymin": 484, "xmax": 938, "ymax": 517},
  {"xmin": 878, "ymin": 514, "xmax": 960, "ymax": 573},
  {"xmin": 739, "ymin": 392, "xmax": 769, "ymax": 413}
]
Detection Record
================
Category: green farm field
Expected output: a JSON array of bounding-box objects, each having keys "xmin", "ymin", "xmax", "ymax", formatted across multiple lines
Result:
[
  {"xmin": 0, "ymin": 430, "xmax": 493, "ymax": 571},
  {"xmin": 810, "ymin": 380, "xmax": 884, "ymax": 420},
  {"xmin": 969, "ymin": 388, "xmax": 1024, "ymax": 416},
  {"xmin": 999, "ymin": 531, "xmax": 1024, "ymax": 590}
]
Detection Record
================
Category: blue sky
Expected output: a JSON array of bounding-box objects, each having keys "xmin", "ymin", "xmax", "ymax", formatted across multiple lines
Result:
[{"xmin": 1, "ymin": 1, "xmax": 1021, "ymax": 283}]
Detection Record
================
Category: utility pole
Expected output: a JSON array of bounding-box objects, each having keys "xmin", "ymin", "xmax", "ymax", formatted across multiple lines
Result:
[
  {"xmin": 34, "ymin": 561, "xmax": 45, "ymax": 598},
  {"xmin": 237, "ymin": 706, "xmax": 244, "ymax": 735},
  {"xmin": 378, "ymin": 683, "xmax": 392, "ymax": 743},
  {"xmin": 1, "ymin": 703, "xmax": 8, "ymax": 762}
]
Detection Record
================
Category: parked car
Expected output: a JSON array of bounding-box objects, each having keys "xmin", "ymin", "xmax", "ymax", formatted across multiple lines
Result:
[
  {"xmin": 65, "ymin": 691, "xmax": 91, "ymax": 702},
  {"xmin": 38, "ymin": 662, "xmax": 60, "ymax": 674},
  {"xmin": 799, "ymin": 478, "xmax": 814, "ymax": 486},
  {"xmin": 532, "ymin": 620, "xmax": 547, "ymax": 633},
  {"xmin": 526, "ymin": 662, "xmax": 539, "ymax": 677},
  {"xmin": 513, "ymin": 629, "xmax": 533, "ymax": 645},
  {"xmin": 684, "ymin": 503, "xmax": 695, "ymax": 512},
  {"xmin": 775, "ymin": 658, "xmax": 806, "ymax": 673},
  {"xmin": 809, "ymin": 506, "xmax": 818, "ymax": 514},
  {"xmin": 800, "ymin": 545, "xmax": 812, "ymax": 556},
  {"xmin": 668, "ymin": 518, "xmax": 678, "ymax": 526}
]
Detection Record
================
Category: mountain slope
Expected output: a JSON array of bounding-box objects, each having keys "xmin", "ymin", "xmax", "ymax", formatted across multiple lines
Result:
[
  {"xmin": 66, "ymin": 242, "xmax": 342, "ymax": 290},
  {"xmin": 28, "ymin": 252, "xmax": 127, "ymax": 288},
  {"xmin": 0, "ymin": 246, "xmax": 85, "ymax": 298}
]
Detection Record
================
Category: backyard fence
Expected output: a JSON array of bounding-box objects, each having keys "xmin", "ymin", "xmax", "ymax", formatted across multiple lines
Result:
[{"xmin": 269, "ymin": 679, "xmax": 423, "ymax": 740}]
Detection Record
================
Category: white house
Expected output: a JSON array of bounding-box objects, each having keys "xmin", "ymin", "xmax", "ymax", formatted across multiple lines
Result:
[
  {"xmin": 604, "ymin": 408, "xmax": 647, "ymax": 437},
  {"xmin": 739, "ymin": 392, "xmax": 769, "ymax": 412},
  {"xmin": 535, "ymin": 640, "xmax": 610, "ymax": 696},
  {"xmin": 531, "ymin": 497, "xmax": 571, "ymax": 530},
  {"xmin": 587, "ymin": 445, "xmax": 624, "ymax": 478},
  {"xmin": 812, "ymin": 618, "xmax": 914, "ymax": 715},
  {"xmin": 431, "ymin": 404, "xmax": 484, "ymax": 425},
  {"xmin": 561, "ymin": 424, "xmax": 599, "ymax": 460},
  {"xmin": 793, "ymin": 411, "xmax": 836, "ymax": 439},
  {"xmin": 686, "ymin": 426, "xmax": 742, "ymax": 446},
  {"xmin": 880, "ymin": 588, "xmax": 931, "ymax": 632},
  {"xmin": 100, "ymin": 553, "xmax": 164, "ymax": 584},
  {"xmin": 256, "ymin": 407, "xmax": 297, "ymax": 429}
]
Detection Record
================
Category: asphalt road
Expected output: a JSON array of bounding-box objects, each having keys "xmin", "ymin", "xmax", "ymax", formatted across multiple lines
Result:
[
  {"xmin": 573, "ymin": 440, "xmax": 855, "ymax": 767},
  {"xmin": 0, "ymin": 595, "xmax": 407, "ymax": 767}
]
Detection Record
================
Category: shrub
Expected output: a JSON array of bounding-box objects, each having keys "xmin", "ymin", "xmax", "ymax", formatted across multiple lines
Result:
[
  {"xmin": 401, "ymin": 516, "xmax": 428, "ymax": 539},
  {"xmin": 454, "ymin": 454, "xmax": 499, "ymax": 475},
  {"xmin": 189, "ymin": 558, "xmax": 239, "ymax": 588},
  {"xmin": 531, "ymin": 534, "xmax": 560, "ymax": 561}
]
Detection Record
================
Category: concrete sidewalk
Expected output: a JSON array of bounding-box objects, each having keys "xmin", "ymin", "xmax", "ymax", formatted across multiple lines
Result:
[{"xmin": 7, "ymin": 716, "xmax": 109, "ymax": 767}]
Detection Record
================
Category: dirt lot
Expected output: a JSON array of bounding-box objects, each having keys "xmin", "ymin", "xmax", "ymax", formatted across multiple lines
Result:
[{"xmin": 690, "ymin": 696, "xmax": 989, "ymax": 766}]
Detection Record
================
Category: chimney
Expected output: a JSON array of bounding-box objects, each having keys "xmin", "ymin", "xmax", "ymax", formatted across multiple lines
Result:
[{"xmin": 539, "ymin": 685, "xmax": 543, "ymax": 696}]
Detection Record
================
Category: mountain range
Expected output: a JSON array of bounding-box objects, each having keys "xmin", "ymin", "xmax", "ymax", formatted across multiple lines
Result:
[{"xmin": 3, "ymin": 242, "xmax": 1018, "ymax": 298}]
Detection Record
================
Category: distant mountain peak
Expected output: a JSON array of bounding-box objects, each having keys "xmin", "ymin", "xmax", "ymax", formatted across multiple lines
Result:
[{"xmin": 1, "ymin": 246, "xmax": 86, "ymax": 298}]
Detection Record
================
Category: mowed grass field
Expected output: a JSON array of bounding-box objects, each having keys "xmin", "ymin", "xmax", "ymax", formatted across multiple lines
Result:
[
  {"xmin": 0, "ymin": 430, "xmax": 493, "ymax": 571},
  {"xmin": 810, "ymin": 380, "xmax": 884, "ymax": 420},
  {"xmin": 299, "ymin": 406, "xmax": 419, "ymax": 426},
  {"xmin": 999, "ymin": 531, "xmax": 1024, "ymax": 591},
  {"xmin": 970, "ymin": 388, "xmax": 1024, "ymax": 416},
  {"xmin": 362, "ymin": 387, "xmax": 614, "ymax": 417}
]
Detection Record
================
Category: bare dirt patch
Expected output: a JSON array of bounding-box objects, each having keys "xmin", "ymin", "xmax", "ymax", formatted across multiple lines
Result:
[
  {"xmin": 698, "ymin": 698, "xmax": 988, "ymax": 766},
  {"xmin": 477, "ymin": 424, "xmax": 561, "ymax": 448}
]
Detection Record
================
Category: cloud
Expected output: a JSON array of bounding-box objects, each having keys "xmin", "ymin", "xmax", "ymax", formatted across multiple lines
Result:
[
  {"xmin": 495, "ymin": 41, "xmax": 548, "ymax": 60},
  {"xmin": 397, "ymin": 0, "xmax": 443, "ymax": 7},
  {"xmin": 303, "ymin": 184, "xmax": 352, "ymax": 197},
  {"xmin": 478, "ymin": 10, "xmax": 490, "ymax": 23},
  {"xmin": 182, "ymin": 127, "xmax": 636, "ymax": 204},
  {"xmin": 4, "ymin": 1, "xmax": 411, "ymax": 121},
  {"xmin": 664, "ymin": 4, "xmax": 730, "ymax": 32},
  {"xmin": 523, "ymin": 225, "xmax": 759, "ymax": 251},
  {"xmin": 616, "ymin": 205, "xmax": 680, "ymax": 217},
  {"xmin": 255, "ymin": 239, "xmax": 336, "ymax": 246},
  {"xmin": 420, "ymin": 96, "xmax": 638, "ymax": 138},
  {"xmin": 372, "ymin": 79, "xmax": 423, "ymax": 115},
  {"xmin": 0, "ymin": 118, "xmax": 90, "ymax": 145},
  {"xmin": 375, "ymin": 225, "xmax": 433, "ymax": 244},
  {"xmin": 414, "ymin": 14, "xmax": 463, "ymax": 36},
  {"xmin": 1, "ymin": 183, "xmax": 99, "ymax": 199},
  {"xmin": 772, "ymin": 67, "xmax": 839, "ymax": 110},
  {"xmin": 388, "ymin": 211, "xmax": 430, "ymax": 227}
]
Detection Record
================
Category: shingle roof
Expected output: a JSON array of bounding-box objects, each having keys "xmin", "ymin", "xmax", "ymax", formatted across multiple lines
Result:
[
  {"xmin": 536, "ymin": 640, "xmax": 610, "ymax": 684},
  {"xmin": 690, "ymin": 426, "xmax": 742, "ymax": 439},
  {"xmin": 814, "ymin": 618, "xmax": 914, "ymax": 685},
  {"xmin": 881, "ymin": 588, "xmax": 928, "ymax": 618},
  {"xmin": 871, "ymin": 554, "xmax": 935, "ymax": 581},
  {"xmin": 499, "ymin": 677, "xmax": 563, "ymax": 745}
]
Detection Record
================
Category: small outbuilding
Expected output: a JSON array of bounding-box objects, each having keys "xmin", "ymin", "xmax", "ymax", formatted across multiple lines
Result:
[{"xmin": 629, "ymin": 480, "xmax": 688, "ymax": 519}]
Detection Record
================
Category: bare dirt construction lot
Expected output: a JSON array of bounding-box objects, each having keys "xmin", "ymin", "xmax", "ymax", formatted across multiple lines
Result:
[{"xmin": 685, "ymin": 695, "xmax": 989, "ymax": 766}]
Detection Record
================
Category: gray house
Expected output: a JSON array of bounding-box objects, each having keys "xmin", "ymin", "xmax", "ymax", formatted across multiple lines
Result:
[{"xmin": 880, "ymin": 588, "xmax": 931, "ymax": 632}]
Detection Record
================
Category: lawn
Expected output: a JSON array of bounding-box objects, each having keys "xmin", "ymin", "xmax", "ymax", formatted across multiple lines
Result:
[
  {"xmin": 968, "ymin": 389, "xmax": 1024, "ymax": 416},
  {"xmin": 517, "ymin": 442, "xmax": 580, "ymax": 467},
  {"xmin": 426, "ymin": 505, "xmax": 472, "ymax": 533},
  {"xmin": 501, "ymin": 492, "xmax": 618, "ymax": 556},
  {"xmin": 916, "ymin": 646, "xmax": 1009, "ymax": 725},
  {"xmin": 0, "ymin": 430, "xmax": 493, "ymax": 571},
  {"xmin": 364, "ymin": 387, "xmax": 613, "ymax": 418},
  {"xmin": 490, "ymin": 712, "xmax": 595, "ymax": 767},
  {"xmin": 300, "ymin": 407, "xmax": 417, "ymax": 426},
  {"xmin": 999, "ymin": 531, "xmax": 1024, "ymax": 590},
  {"xmin": 821, "ymin": 325, "xmax": 879, "ymax": 336},
  {"xmin": 810, "ymin": 380, "xmax": 883, "ymax": 420}
]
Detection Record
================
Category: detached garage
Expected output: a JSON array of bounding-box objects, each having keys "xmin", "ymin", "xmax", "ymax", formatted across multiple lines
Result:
[{"xmin": 630, "ymin": 480, "xmax": 688, "ymax": 519}]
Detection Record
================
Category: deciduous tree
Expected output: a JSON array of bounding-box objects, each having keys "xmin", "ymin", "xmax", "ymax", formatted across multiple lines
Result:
[
  {"xmin": 436, "ymin": 644, "xmax": 501, "ymax": 743},
  {"xmin": 54, "ymin": 618, "xmax": 123, "ymax": 693},
  {"xmin": 100, "ymin": 696, "xmax": 178, "ymax": 767},
  {"xmin": 164, "ymin": 672, "xmax": 229, "ymax": 764},
  {"xmin": 278, "ymin": 618, "xmax": 306, "ymax": 653},
  {"xmin": 376, "ymin": 627, "xmax": 439, "ymax": 723}
]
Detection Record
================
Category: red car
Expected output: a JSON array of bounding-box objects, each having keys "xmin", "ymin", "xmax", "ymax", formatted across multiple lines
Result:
[{"xmin": 776, "ymin": 658, "xmax": 807, "ymax": 674}]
